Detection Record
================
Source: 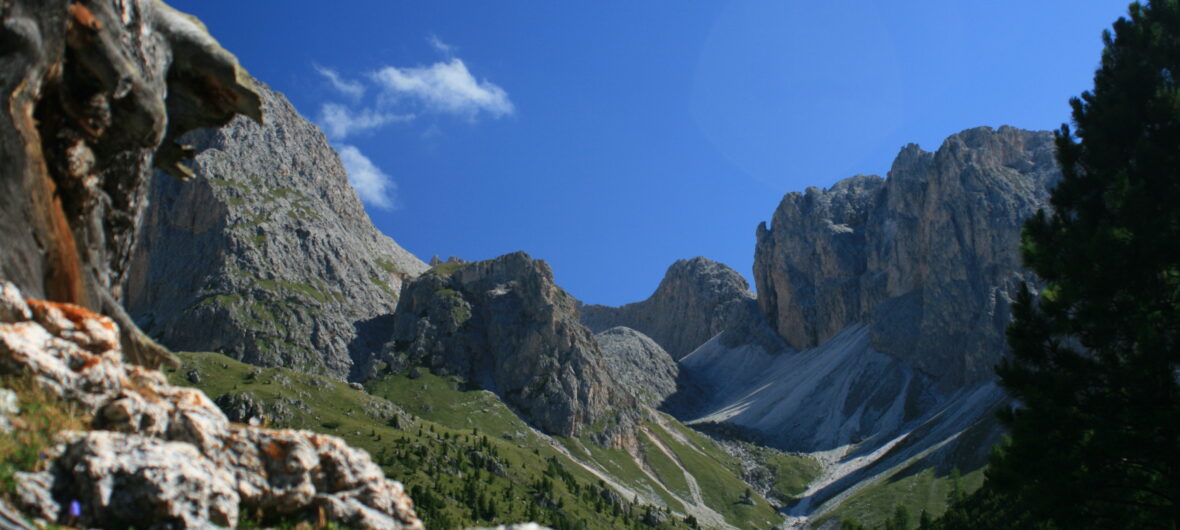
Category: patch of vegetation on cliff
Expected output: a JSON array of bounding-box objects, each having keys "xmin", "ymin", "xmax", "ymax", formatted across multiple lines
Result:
[
  {"xmin": 426, "ymin": 261, "xmax": 466, "ymax": 276},
  {"xmin": 209, "ymin": 175, "xmax": 248, "ymax": 191},
  {"xmin": 0, "ymin": 375, "xmax": 89, "ymax": 496},
  {"xmin": 375, "ymin": 257, "xmax": 403, "ymax": 275},
  {"xmin": 369, "ymin": 276, "xmax": 395, "ymax": 296},
  {"xmin": 191, "ymin": 293, "xmax": 244, "ymax": 311},
  {"xmin": 433, "ymin": 288, "xmax": 472, "ymax": 325},
  {"xmin": 256, "ymin": 278, "xmax": 333, "ymax": 304}
]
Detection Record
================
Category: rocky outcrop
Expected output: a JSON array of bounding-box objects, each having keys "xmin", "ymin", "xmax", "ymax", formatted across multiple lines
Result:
[
  {"xmin": 581, "ymin": 257, "xmax": 778, "ymax": 360},
  {"xmin": 594, "ymin": 327, "xmax": 678, "ymax": 407},
  {"xmin": 126, "ymin": 80, "xmax": 427, "ymax": 379},
  {"xmin": 754, "ymin": 126, "xmax": 1058, "ymax": 389},
  {"xmin": 0, "ymin": 0, "xmax": 263, "ymax": 369},
  {"xmin": 379, "ymin": 252, "xmax": 631, "ymax": 439},
  {"xmin": 0, "ymin": 282, "xmax": 422, "ymax": 529}
]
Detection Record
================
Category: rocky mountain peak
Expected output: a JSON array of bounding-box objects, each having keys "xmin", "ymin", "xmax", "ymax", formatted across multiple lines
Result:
[
  {"xmin": 663, "ymin": 256, "xmax": 753, "ymax": 295},
  {"xmin": 754, "ymin": 125, "xmax": 1058, "ymax": 389},
  {"xmin": 581, "ymin": 257, "xmax": 773, "ymax": 359},
  {"xmin": 378, "ymin": 251, "xmax": 631, "ymax": 439},
  {"xmin": 594, "ymin": 327, "xmax": 679, "ymax": 408},
  {"xmin": 125, "ymin": 80, "xmax": 426, "ymax": 379}
]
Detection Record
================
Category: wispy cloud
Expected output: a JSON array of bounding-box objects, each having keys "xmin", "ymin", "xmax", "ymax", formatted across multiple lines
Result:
[
  {"xmin": 428, "ymin": 34, "xmax": 454, "ymax": 55},
  {"xmin": 318, "ymin": 103, "xmax": 412, "ymax": 140},
  {"xmin": 314, "ymin": 42, "xmax": 511, "ymax": 211},
  {"xmin": 314, "ymin": 65, "xmax": 365, "ymax": 100},
  {"xmin": 371, "ymin": 58, "xmax": 514, "ymax": 119},
  {"xmin": 337, "ymin": 144, "xmax": 396, "ymax": 210}
]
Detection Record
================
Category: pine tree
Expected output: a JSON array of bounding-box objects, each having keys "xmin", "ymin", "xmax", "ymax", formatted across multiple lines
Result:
[
  {"xmin": 886, "ymin": 504, "xmax": 911, "ymax": 530},
  {"xmin": 990, "ymin": 1, "xmax": 1180, "ymax": 527},
  {"xmin": 918, "ymin": 509, "xmax": 932, "ymax": 530}
]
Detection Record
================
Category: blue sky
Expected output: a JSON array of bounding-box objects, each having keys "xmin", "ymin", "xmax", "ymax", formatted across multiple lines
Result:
[{"xmin": 171, "ymin": 1, "xmax": 1128, "ymax": 306}]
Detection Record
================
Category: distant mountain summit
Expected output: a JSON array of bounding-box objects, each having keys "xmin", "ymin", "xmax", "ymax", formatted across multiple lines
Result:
[
  {"xmin": 581, "ymin": 257, "xmax": 780, "ymax": 359},
  {"xmin": 126, "ymin": 80, "xmax": 426, "ymax": 379}
]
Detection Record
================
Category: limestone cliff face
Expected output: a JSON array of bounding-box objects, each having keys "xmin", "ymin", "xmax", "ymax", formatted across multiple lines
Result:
[
  {"xmin": 381, "ymin": 252, "xmax": 630, "ymax": 439},
  {"xmin": 126, "ymin": 81, "xmax": 426, "ymax": 379},
  {"xmin": 581, "ymin": 257, "xmax": 778, "ymax": 360},
  {"xmin": 0, "ymin": 0, "xmax": 262, "ymax": 368},
  {"xmin": 754, "ymin": 126, "xmax": 1058, "ymax": 388}
]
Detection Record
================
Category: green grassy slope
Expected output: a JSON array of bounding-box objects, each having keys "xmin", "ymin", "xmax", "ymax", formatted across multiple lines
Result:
[
  {"xmin": 170, "ymin": 352, "xmax": 692, "ymax": 530},
  {"xmin": 814, "ymin": 467, "xmax": 986, "ymax": 528},
  {"xmin": 368, "ymin": 369, "xmax": 791, "ymax": 529},
  {"xmin": 171, "ymin": 353, "xmax": 815, "ymax": 529}
]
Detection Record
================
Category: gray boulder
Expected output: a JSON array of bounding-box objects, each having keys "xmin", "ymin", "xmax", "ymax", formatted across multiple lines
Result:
[
  {"xmin": 26, "ymin": 432, "xmax": 240, "ymax": 529},
  {"xmin": 215, "ymin": 391, "xmax": 268, "ymax": 424}
]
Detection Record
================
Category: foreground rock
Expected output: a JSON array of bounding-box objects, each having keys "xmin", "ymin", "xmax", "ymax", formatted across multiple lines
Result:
[
  {"xmin": 581, "ymin": 257, "xmax": 779, "ymax": 360},
  {"xmin": 377, "ymin": 252, "xmax": 634, "ymax": 440},
  {"xmin": 127, "ymin": 80, "xmax": 426, "ymax": 379},
  {"xmin": 0, "ymin": 0, "xmax": 265, "ymax": 370},
  {"xmin": 0, "ymin": 282, "xmax": 422, "ymax": 529},
  {"xmin": 754, "ymin": 126, "xmax": 1057, "ymax": 389}
]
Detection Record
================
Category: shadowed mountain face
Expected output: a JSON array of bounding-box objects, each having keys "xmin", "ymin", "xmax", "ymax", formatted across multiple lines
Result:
[
  {"xmin": 379, "ymin": 252, "xmax": 634, "ymax": 440},
  {"xmin": 754, "ymin": 126, "xmax": 1058, "ymax": 391},
  {"xmin": 126, "ymin": 81, "xmax": 425, "ymax": 379}
]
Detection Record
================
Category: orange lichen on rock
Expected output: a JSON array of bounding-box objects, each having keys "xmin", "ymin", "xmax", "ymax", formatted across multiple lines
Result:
[
  {"xmin": 68, "ymin": 2, "xmax": 103, "ymax": 31},
  {"xmin": 26, "ymin": 299, "xmax": 114, "ymax": 331},
  {"xmin": 75, "ymin": 352, "xmax": 103, "ymax": 372},
  {"xmin": 262, "ymin": 440, "xmax": 287, "ymax": 461}
]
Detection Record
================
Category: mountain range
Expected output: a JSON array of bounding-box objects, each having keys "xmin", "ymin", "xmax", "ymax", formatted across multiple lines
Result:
[{"xmin": 0, "ymin": 2, "xmax": 1062, "ymax": 528}]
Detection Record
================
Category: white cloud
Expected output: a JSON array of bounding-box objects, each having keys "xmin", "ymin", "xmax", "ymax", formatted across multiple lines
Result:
[
  {"xmin": 428, "ymin": 34, "xmax": 454, "ymax": 55},
  {"xmin": 314, "ymin": 65, "xmax": 365, "ymax": 100},
  {"xmin": 371, "ymin": 58, "xmax": 514, "ymax": 119},
  {"xmin": 337, "ymin": 144, "xmax": 396, "ymax": 210},
  {"xmin": 318, "ymin": 103, "xmax": 412, "ymax": 140}
]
